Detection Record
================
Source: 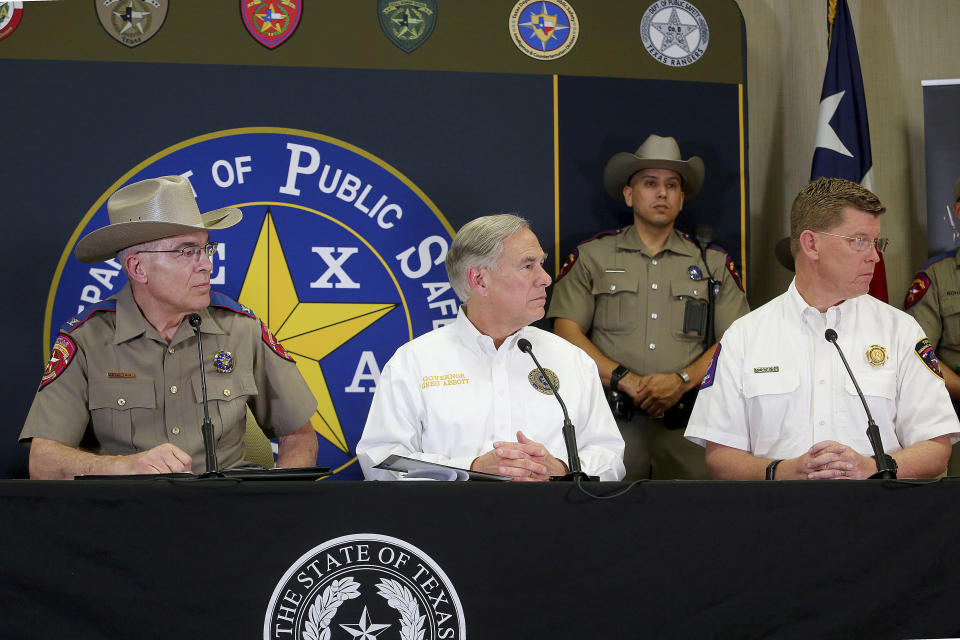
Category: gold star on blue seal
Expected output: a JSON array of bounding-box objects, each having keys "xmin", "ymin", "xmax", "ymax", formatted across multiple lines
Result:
[
  {"xmin": 528, "ymin": 368, "xmax": 560, "ymax": 395},
  {"xmin": 213, "ymin": 350, "xmax": 235, "ymax": 373}
]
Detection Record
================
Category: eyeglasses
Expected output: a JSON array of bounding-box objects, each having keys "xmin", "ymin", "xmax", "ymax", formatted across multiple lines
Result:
[
  {"xmin": 815, "ymin": 231, "xmax": 888, "ymax": 253},
  {"xmin": 136, "ymin": 242, "xmax": 218, "ymax": 260}
]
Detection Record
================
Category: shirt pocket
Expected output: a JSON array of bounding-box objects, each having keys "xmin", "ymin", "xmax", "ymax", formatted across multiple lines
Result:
[
  {"xmin": 940, "ymin": 296, "xmax": 960, "ymax": 346},
  {"xmin": 591, "ymin": 272, "xmax": 642, "ymax": 333},
  {"xmin": 88, "ymin": 379, "xmax": 157, "ymax": 452},
  {"xmin": 742, "ymin": 369, "xmax": 801, "ymax": 455},
  {"xmin": 670, "ymin": 280, "xmax": 709, "ymax": 342},
  {"xmin": 191, "ymin": 372, "xmax": 258, "ymax": 441}
]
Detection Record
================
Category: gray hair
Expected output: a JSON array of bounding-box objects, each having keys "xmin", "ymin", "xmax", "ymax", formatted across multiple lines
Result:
[
  {"xmin": 445, "ymin": 214, "xmax": 530, "ymax": 302},
  {"xmin": 116, "ymin": 238, "xmax": 165, "ymax": 278}
]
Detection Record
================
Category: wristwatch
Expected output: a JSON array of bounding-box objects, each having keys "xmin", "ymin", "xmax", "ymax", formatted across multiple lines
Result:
[
  {"xmin": 675, "ymin": 370, "xmax": 691, "ymax": 384},
  {"xmin": 609, "ymin": 365, "xmax": 630, "ymax": 391}
]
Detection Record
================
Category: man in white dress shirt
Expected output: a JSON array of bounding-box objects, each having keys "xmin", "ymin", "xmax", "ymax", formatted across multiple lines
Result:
[
  {"xmin": 357, "ymin": 214, "xmax": 625, "ymax": 481},
  {"xmin": 685, "ymin": 177, "xmax": 959, "ymax": 480}
]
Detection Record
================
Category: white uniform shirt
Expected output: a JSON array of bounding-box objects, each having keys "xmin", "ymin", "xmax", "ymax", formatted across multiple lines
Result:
[
  {"xmin": 357, "ymin": 308, "xmax": 625, "ymax": 480},
  {"xmin": 685, "ymin": 280, "xmax": 959, "ymax": 459}
]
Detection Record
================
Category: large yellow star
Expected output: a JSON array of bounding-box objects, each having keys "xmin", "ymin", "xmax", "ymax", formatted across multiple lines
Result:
[{"xmin": 238, "ymin": 207, "xmax": 396, "ymax": 453}]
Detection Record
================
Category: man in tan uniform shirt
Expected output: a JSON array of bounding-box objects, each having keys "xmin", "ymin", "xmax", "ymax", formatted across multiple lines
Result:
[
  {"xmin": 20, "ymin": 176, "xmax": 318, "ymax": 479},
  {"xmin": 547, "ymin": 135, "xmax": 749, "ymax": 480},
  {"xmin": 904, "ymin": 176, "xmax": 960, "ymax": 473}
]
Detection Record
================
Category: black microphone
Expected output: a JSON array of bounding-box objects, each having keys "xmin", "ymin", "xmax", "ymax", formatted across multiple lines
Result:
[
  {"xmin": 516, "ymin": 338, "xmax": 596, "ymax": 481},
  {"xmin": 693, "ymin": 224, "xmax": 713, "ymax": 253},
  {"xmin": 189, "ymin": 313, "xmax": 221, "ymax": 476},
  {"xmin": 824, "ymin": 329, "xmax": 896, "ymax": 479}
]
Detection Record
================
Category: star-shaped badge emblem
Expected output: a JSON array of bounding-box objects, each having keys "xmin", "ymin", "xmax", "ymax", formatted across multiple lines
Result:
[
  {"xmin": 652, "ymin": 8, "xmax": 696, "ymax": 54},
  {"xmin": 238, "ymin": 207, "xmax": 397, "ymax": 456},
  {"xmin": 339, "ymin": 606, "xmax": 391, "ymax": 639}
]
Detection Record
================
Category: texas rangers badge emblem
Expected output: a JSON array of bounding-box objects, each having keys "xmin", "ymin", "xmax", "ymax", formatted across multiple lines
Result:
[
  {"xmin": 96, "ymin": 0, "xmax": 169, "ymax": 48},
  {"xmin": 213, "ymin": 351, "xmax": 235, "ymax": 373},
  {"xmin": 640, "ymin": 1, "xmax": 709, "ymax": 67},
  {"xmin": 0, "ymin": 2, "xmax": 24, "ymax": 42},
  {"xmin": 241, "ymin": 0, "xmax": 301, "ymax": 49},
  {"xmin": 378, "ymin": 0, "xmax": 437, "ymax": 53}
]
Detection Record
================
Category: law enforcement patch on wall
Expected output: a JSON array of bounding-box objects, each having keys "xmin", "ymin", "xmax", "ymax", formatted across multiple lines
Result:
[
  {"xmin": 0, "ymin": 2, "xmax": 23, "ymax": 42},
  {"xmin": 95, "ymin": 0, "xmax": 168, "ymax": 48},
  {"xmin": 509, "ymin": 0, "xmax": 579, "ymax": 61},
  {"xmin": 640, "ymin": 1, "xmax": 709, "ymax": 67},
  {"xmin": 46, "ymin": 127, "xmax": 455, "ymax": 479},
  {"xmin": 915, "ymin": 337, "xmax": 943, "ymax": 379},
  {"xmin": 264, "ymin": 534, "xmax": 466, "ymax": 640},
  {"xmin": 241, "ymin": 0, "xmax": 301, "ymax": 49},
  {"xmin": 378, "ymin": 0, "xmax": 437, "ymax": 53}
]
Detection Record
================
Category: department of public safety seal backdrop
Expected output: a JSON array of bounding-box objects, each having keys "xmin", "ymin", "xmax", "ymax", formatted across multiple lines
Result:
[
  {"xmin": 45, "ymin": 127, "xmax": 455, "ymax": 480},
  {"xmin": 640, "ymin": 1, "xmax": 709, "ymax": 67},
  {"xmin": 264, "ymin": 534, "xmax": 466, "ymax": 639}
]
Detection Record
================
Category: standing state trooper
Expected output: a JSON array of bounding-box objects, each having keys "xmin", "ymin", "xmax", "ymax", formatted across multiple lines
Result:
[
  {"xmin": 904, "ymin": 176, "xmax": 960, "ymax": 473},
  {"xmin": 547, "ymin": 135, "xmax": 750, "ymax": 480}
]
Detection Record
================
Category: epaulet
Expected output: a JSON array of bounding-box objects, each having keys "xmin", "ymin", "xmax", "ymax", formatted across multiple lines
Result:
[
  {"xmin": 208, "ymin": 291, "xmax": 257, "ymax": 319},
  {"xmin": 59, "ymin": 299, "xmax": 117, "ymax": 334},
  {"xmin": 556, "ymin": 228, "xmax": 626, "ymax": 281},
  {"xmin": 920, "ymin": 248, "xmax": 959, "ymax": 271},
  {"xmin": 678, "ymin": 231, "xmax": 729, "ymax": 255},
  {"xmin": 209, "ymin": 292, "xmax": 295, "ymax": 362}
]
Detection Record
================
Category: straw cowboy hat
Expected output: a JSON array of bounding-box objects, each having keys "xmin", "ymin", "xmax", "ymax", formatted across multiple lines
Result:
[
  {"xmin": 603, "ymin": 134, "xmax": 705, "ymax": 204},
  {"xmin": 74, "ymin": 175, "xmax": 242, "ymax": 264}
]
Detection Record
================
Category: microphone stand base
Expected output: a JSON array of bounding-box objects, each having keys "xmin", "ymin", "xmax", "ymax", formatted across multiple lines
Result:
[
  {"xmin": 549, "ymin": 471, "xmax": 599, "ymax": 482},
  {"xmin": 868, "ymin": 470, "xmax": 898, "ymax": 480}
]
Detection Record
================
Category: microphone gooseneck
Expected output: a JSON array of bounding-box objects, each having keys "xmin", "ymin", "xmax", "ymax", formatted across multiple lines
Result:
[
  {"xmin": 516, "ymin": 338, "xmax": 594, "ymax": 481},
  {"xmin": 190, "ymin": 313, "xmax": 220, "ymax": 476},
  {"xmin": 823, "ymin": 329, "xmax": 896, "ymax": 479}
]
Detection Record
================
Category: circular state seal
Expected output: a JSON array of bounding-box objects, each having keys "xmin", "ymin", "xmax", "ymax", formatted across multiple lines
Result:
[
  {"xmin": 46, "ymin": 127, "xmax": 455, "ymax": 479},
  {"xmin": 508, "ymin": 0, "xmax": 579, "ymax": 61},
  {"xmin": 527, "ymin": 367, "xmax": 559, "ymax": 395},
  {"xmin": 0, "ymin": 2, "xmax": 24, "ymax": 42},
  {"xmin": 264, "ymin": 534, "xmax": 466, "ymax": 640},
  {"xmin": 640, "ymin": 1, "xmax": 709, "ymax": 67}
]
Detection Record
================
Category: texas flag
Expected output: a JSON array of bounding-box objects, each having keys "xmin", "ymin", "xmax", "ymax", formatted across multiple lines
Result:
[{"xmin": 810, "ymin": 0, "xmax": 887, "ymax": 302}]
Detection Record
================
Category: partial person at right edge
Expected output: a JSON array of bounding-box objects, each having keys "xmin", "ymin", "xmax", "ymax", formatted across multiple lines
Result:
[
  {"xmin": 687, "ymin": 177, "xmax": 958, "ymax": 480},
  {"xmin": 903, "ymin": 177, "xmax": 960, "ymax": 475}
]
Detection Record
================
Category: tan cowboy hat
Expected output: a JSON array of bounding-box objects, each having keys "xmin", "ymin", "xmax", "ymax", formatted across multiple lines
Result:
[
  {"xmin": 75, "ymin": 175, "xmax": 242, "ymax": 264},
  {"xmin": 603, "ymin": 134, "xmax": 705, "ymax": 204}
]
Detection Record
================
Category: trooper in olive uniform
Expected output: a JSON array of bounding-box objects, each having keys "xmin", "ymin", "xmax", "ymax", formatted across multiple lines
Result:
[
  {"xmin": 904, "ymin": 177, "xmax": 960, "ymax": 474},
  {"xmin": 20, "ymin": 176, "xmax": 318, "ymax": 479},
  {"xmin": 547, "ymin": 135, "xmax": 749, "ymax": 480}
]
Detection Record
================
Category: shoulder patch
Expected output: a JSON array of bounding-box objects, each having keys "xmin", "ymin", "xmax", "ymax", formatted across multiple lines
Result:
[
  {"xmin": 724, "ymin": 254, "xmax": 744, "ymax": 292},
  {"xmin": 915, "ymin": 337, "xmax": 943, "ymax": 379},
  {"xmin": 209, "ymin": 291, "xmax": 256, "ymax": 319},
  {"xmin": 903, "ymin": 273, "xmax": 931, "ymax": 310},
  {"xmin": 39, "ymin": 334, "xmax": 77, "ymax": 391},
  {"xmin": 261, "ymin": 320, "xmax": 295, "ymax": 362},
  {"xmin": 699, "ymin": 343, "xmax": 721, "ymax": 389},
  {"xmin": 60, "ymin": 300, "xmax": 117, "ymax": 334},
  {"xmin": 920, "ymin": 248, "xmax": 959, "ymax": 271}
]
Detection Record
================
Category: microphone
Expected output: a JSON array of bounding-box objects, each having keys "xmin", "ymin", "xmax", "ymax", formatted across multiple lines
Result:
[
  {"xmin": 824, "ymin": 329, "xmax": 896, "ymax": 479},
  {"xmin": 516, "ymin": 338, "xmax": 596, "ymax": 481},
  {"xmin": 693, "ymin": 224, "xmax": 713, "ymax": 253},
  {"xmin": 189, "ymin": 313, "xmax": 221, "ymax": 476}
]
